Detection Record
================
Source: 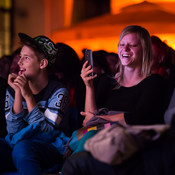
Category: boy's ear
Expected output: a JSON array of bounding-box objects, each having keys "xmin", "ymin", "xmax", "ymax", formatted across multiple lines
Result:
[{"xmin": 40, "ymin": 59, "xmax": 48, "ymax": 69}]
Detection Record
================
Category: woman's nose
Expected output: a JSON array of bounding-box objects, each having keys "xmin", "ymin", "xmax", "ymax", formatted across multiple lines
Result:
[{"xmin": 123, "ymin": 44, "xmax": 130, "ymax": 51}]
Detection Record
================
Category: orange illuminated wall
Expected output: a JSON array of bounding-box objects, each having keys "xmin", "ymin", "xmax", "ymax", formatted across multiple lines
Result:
[
  {"xmin": 51, "ymin": 0, "xmax": 175, "ymax": 58},
  {"xmin": 64, "ymin": 0, "xmax": 74, "ymax": 27},
  {"xmin": 111, "ymin": 0, "xmax": 175, "ymax": 14},
  {"xmin": 0, "ymin": 0, "xmax": 12, "ymax": 57},
  {"xmin": 110, "ymin": 0, "xmax": 175, "ymax": 50}
]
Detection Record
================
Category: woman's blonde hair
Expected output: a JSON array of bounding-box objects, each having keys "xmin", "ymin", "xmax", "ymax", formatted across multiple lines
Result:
[{"xmin": 116, "ymin": 25, "xmax": 152, "ymax": 83}]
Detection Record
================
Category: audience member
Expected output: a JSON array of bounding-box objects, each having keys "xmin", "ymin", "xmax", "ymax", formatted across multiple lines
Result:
[
  {"xmin": 81, "ymin": 25, "xmax": 165, "ymax": 127},
  {"xmin": 91, "ymin": 50, "xmax": 111, "ymax": 75},
  {"xmin": 0, "ymin": 76, "xmax": 8, "ymax": 138},
  {"xmin": 105, "ymin": 51, "xmax": 119, "ymax": 76},
  {"xmin": 0, "ymin": 55, "xmax": 12, "ymax": 80},
  {"xmin": 9, "ymin": 47, "xmax": 21, "ymax": 74},
  {"xmin": 61, "ymin": 25, "xmax": 166, "ymax": 163},
  {"xmin": 151, "ymin": 35, "xmax": 171, "ymax": 79},
  {"xmin": 164, "ymin": 87, "xmax": 175, "ymax": 125},
  {"xmin": 50, "ymin": 42, "xmax": 83, "ymax": 132},
  {"xmin": 150, "ymin": 37, "xmax": 175, "ymax": 112},
  {"xmin": 0, "ymin": 33, "xmax": 69, "ymax": 174},
  {"xmin": 61, "ymin": 25, "xmax": 173, "ymax": 175},
  {"xmin": 91, "ymin": 50, "xmax": 118, "ymax": 108},
  {"xmin": 51, "ymin": 42, "xmax": 82, "ymax": 108},
  {"xmin": 0, "ymin": 55, "xmax": 12, "ymax": 138},
  {"xmin": 0, "ymin": 49, "xmax": 22, "ymax": 138},
  {"xmin": 164, "ymin": 63, "xmax": 175, "ymax": 110}
]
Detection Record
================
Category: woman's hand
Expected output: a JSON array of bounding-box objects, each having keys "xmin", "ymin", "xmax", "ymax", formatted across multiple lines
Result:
[
  {"xmin": 80, "ymin": 111, "xmax": 94, "ymax": 126},
  {"xmin": 80, "ymin": 61, "xmax": 97, "ymax": 87}
]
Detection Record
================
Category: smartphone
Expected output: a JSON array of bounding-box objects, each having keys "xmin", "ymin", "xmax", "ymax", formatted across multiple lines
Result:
[{"xmin": 84, "ymin": 49, "xmax": 94, "ymax": 76}]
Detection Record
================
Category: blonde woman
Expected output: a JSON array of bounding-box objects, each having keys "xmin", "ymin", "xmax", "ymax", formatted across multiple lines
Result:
[{"xmin": 80, "ymin": 25, "xmax": 165, "ymax": 126}]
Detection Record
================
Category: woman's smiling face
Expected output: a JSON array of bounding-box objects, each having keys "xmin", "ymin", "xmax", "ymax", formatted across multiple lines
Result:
[{"xmin": 118, "ymin": 33, "xmax": 143, "ymax": 68}]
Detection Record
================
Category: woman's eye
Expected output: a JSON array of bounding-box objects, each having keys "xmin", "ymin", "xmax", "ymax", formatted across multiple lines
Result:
[
  {"xmin": 130, "ymin": 44, "xmax": 137, "ymax": 47},
  {"xmin": 119, "ymin": 43, "xmax": 124, "ymax": 47}
]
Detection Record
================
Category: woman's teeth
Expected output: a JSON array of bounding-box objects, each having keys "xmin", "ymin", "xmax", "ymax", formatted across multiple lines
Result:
[{"xmin": 122, "ymin": 54, "xmax": 131, "ymax": 57}]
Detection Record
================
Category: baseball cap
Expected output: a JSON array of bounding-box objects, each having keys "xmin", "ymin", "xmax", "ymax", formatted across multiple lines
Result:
[{"xmin": 18, "ymin": 33, "xmax": 58, "ymax": 65}]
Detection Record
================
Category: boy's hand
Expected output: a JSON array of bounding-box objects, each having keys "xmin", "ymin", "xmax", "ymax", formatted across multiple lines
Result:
[
  {"xmin": 8, "ymin": 73, "xmax": 21, "ymax": 93},
  {"xmin": 13, "ymin": 74, "xmax": 32, "ymax": 99}
]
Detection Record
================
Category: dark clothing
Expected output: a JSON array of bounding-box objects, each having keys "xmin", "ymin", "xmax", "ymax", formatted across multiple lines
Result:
[
  {"xmin": 104, "ymin": 74, "xmax": 165, "ymax": 125},
  {"xmin": 0, "ymin": 139, "xmax": 63, "ymax": 174},
  {"xmin": 94, "ymin": 73, "xmax": 117, "ymax": 109},
  {"xmin": 62, "ymin": 150, "xmax": 145, "ymax": 175},
  {"xmin": 77, "ymin": 73, "xmax": 117, "ymax": 112},
  {"xmin": 0, "ymin": 77, "xmax": 7, "ymax": 137},
  {"xmin": 164, "ymin": 64, "xmax": 175, "ymax": 110},
  {"xmin": 143, "ymin": 127, "xmax": 175, "ymax": 175}
]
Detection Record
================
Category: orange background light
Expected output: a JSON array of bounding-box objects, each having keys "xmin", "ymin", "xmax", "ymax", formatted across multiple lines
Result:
[{"xmin": 51, "ymin": 0, "xmax": 175, "ymax": 58}]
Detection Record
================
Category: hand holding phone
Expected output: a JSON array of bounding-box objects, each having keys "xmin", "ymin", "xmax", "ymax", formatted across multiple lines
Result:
[{"xmin": 84, "ymin": 49, "xmax": 94, "ymax": 76}]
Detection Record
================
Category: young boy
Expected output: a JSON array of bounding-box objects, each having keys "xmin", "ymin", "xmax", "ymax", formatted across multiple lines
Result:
[{"xmin": 1, "ymin": 33, "xmax": 69, "ymax": 175}]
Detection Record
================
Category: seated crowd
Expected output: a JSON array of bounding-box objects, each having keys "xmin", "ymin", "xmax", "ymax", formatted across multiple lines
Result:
[{"xmin": 0, "ymin": 25, "xmax": 175, "ymax": 175}]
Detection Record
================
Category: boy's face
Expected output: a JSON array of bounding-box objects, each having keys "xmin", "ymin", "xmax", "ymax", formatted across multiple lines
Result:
[{"xmin": 18, "ymin": 46, "xmax": 41, "ymax": 79}]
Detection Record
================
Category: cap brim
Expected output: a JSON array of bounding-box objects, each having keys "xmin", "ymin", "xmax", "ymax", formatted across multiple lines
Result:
[
  {"xmin": 18, "ymin": 33, "xmax": 35, "ymax": 44},
  {"xmin": 18, "ymin": 33, "xmax": 40, "ymax": 48},
  {"xmin": 18, "ymin": 33, "xmax": 45, "ymax": 55}
]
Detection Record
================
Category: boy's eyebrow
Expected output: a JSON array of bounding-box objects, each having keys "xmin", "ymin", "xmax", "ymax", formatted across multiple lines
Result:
[{"xmin": 20, "ymin": 53, "xmax": 32, "ymax": 57}]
